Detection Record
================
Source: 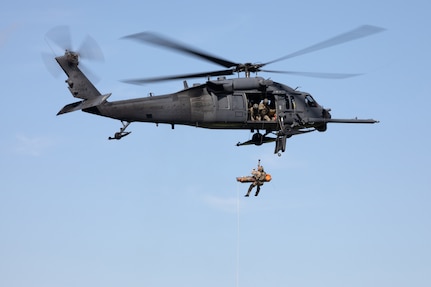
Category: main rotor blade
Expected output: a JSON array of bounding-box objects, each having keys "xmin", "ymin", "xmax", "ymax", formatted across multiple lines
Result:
[
  {"xmin": 261, "ymin": 69, "xmax": 362, "ymax": 79},
  {"xmin": 122, "ymin": 32, "xmax": 238, "ymax": 69},
  {"xmin": 122, "ymin": 69, "xmax": 234, "ymax": 85},
  {"xmin": 265, "ymin": 25, "xmax": 385, "ymax": 65}
]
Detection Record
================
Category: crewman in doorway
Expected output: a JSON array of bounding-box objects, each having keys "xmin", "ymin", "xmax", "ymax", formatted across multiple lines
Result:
[{"xmin": 259, "ymin": 98, "xmax": 271, "ymax": 121}]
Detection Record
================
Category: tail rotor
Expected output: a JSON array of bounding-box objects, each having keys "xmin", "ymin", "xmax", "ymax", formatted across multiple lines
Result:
[{"xmin": 42, "ymin": 25, "xmax": 104, "ymax": 80}]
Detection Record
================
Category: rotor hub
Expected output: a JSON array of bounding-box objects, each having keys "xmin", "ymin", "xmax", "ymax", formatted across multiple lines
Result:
[{"xmin": 65, "ymin": 50, "xmax": 79, "ymax": 64}]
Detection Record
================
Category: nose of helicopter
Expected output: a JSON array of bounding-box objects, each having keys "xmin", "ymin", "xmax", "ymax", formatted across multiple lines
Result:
[{"xmin": 324, "ymin": 108, "xmax": 332, "ymax": 119}]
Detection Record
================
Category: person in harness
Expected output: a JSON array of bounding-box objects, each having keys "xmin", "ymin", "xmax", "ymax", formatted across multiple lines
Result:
[
  {"xmin": 245, "ymin": 164, "xmax": 266, "ymax": 197},
  {"xmin": 235, "ymin": 159, "xmax": 271, "ymax": 197}
]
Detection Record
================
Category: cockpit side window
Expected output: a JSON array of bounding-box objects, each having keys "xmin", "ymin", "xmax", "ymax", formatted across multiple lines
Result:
[{"xmin": 305, "ymin": 94, "xmax": 317, "ymax": 107}]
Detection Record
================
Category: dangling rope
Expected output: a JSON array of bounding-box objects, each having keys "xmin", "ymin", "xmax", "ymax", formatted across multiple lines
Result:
[{"xmin": 236, "ymin": 182, "xmax": 240, "ymax": 287}]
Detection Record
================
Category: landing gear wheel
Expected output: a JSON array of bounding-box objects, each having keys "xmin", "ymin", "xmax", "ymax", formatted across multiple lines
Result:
[
  {"xmin": 252, "ymin": 133, "xmax": 264, "ymax": 145},
  {"xmin": 108, "ymin": 121, "xmax": 131, "ymax": 140}
]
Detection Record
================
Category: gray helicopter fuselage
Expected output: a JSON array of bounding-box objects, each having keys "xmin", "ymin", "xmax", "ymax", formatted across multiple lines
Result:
[
  {"xmin": 85, "ymin": 76, "xmax": 326, "ymax": 131},
  {"xmin": 55, "ymin": 51, "xmax": 377, "ymax": 154}
]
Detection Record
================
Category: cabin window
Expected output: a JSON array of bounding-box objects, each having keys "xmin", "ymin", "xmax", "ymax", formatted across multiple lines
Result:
[{"xmin": 232, "ymin": 94, "xmax": 245, "ymax": 110}]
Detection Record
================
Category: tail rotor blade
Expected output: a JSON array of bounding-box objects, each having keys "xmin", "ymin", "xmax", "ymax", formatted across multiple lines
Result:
[
  {"xmin": 43, "ymin": 26, "xmax": 104, "ymax": 82},
  {"xmin": 78, "ymin": 35, "xmax": 105, "ymax": 62},
  {"xmin": 41, "ymin": 52, "xmax": 62, "ymax": 77},
  {"xmin": 45, "ymin": 25, "xmax": 72, "ymax": 51},
  {"xmin": 79, "ymin": 62, "xmax": 100, "ymax": 83}
]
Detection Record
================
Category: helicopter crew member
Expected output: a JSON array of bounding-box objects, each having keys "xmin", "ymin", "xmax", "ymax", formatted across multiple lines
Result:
[
  {"xmin": 245, "ymin": 165, "xmax": 266, "ymax": 197},
  {"xmin": 250, "ymin": 103, "xmax": 261, "ymax": 121},
  {"xmin": 259, "ymin": 98, "xmax": 271, "ymax": 121}
]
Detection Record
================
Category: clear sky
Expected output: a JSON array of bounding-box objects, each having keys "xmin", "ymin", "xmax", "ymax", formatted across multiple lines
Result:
[{"xmin": 1, "ymin": 1, "xmax": 430, "ymax": 287}]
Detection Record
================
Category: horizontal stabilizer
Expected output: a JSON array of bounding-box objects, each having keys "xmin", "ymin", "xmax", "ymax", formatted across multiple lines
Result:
[{"xmin": 57, "ymin": 93, "xmax": 111, "ymax": 115}]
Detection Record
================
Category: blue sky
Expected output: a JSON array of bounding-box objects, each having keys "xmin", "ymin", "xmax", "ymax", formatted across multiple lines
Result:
[{"xmin": 1, "ymin": 1, "xmax": 430, "ymax": 287}]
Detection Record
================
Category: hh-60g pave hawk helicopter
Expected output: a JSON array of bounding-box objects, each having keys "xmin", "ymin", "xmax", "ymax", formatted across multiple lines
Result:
[{"xmin": 48, "ymin": 25, "xmax": 384, "ymax": 156}]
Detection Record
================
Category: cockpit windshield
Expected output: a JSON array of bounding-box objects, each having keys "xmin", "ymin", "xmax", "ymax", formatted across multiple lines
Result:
[{"xmin": 305, "ymin": 94, "xmax": 317, "ymax": 107}]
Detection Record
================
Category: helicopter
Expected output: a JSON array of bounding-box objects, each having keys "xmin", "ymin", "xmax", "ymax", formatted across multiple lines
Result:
[{"xmin": 48, "ymin": 25, "xmax": 384, "ymax": 155}]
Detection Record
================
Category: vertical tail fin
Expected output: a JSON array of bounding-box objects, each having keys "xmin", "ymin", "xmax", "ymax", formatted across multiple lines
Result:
[{"xmin": 56, "ymin": 51, "xmax": 110, "ymax": 115}]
